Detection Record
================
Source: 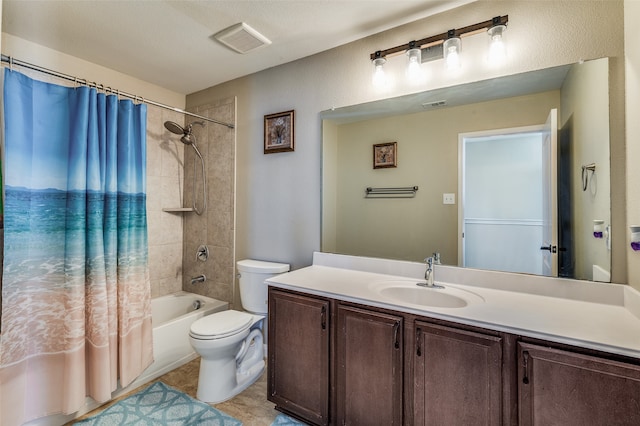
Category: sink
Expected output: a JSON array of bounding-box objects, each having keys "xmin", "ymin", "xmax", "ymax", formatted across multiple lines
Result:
[
  {"xmin": 379, "ymin": 286, "xmax": 467, "ymax": 308},
  {"xmin": 370, "ymin": 280, "xmax": 484, "ymax": 309}
]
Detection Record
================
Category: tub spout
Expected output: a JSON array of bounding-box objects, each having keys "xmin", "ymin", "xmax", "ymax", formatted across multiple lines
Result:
[{"xmin": 191, "ymin": 274, "xmax": 206, "ymax": 285}]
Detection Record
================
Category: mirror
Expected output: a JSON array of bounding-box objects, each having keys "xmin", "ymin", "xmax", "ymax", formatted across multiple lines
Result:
[{"xmin": 321, "ymin": 58, "xmax": 611, "ymax": 282}]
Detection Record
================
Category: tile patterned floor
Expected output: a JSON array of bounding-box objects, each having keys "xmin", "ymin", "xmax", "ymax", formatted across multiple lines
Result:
[{"xmin": 73, "ymin": 358, "xmax": 280, "ymax": 425}]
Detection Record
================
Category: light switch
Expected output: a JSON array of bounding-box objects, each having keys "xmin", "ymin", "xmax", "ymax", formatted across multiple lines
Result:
[{"xmin": 443, "ymin": 193, "xmax": 456, "ymax": 205}]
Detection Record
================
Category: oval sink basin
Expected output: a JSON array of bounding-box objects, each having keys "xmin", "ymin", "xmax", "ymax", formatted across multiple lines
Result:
[
  {"xmin": 380, "ymin": 286, "xmax": 467, "ymax": 308},
  {"xmin": 370, "ymin": 280, "xmax": 483, "ymax": 309}
]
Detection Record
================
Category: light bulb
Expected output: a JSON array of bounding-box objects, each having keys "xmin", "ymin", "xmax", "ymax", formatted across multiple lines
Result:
[
  {"xmin": 488, "ymin": 24, "xmax": 507, "ymax": 64},
  {"xmin": 372, "ymin": 57, "xmax": 387, "ymax": 87},
  {"xmin": 405, "ymin": 48, "xmax": 424, "ymax": 82},
  {"xmin": 443, "ymin": 37, "xmax": 461, "ymax": 71}
]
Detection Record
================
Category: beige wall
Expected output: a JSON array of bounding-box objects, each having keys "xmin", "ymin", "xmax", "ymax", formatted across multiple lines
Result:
[
  {"xmin": 188, "ymin": 1, "xmax": 626, "ymax": 282},
  {"xmin": 321, "ymin": 120, "xmax": 339, "ymax": 253},
  {"xmin": 626, "ymin": 1, "xmax": 640, "ymax": 291},
  {"xmin": 329, "ymin": 91, "xmax": 559, "ymax": 264},
  {"xmin": 2, "ymin": 33, "xmax": 184, "ymax": 108},
  {"xmin": 560, "ymin": 59, "xmax": 611, "ymax": 281}
]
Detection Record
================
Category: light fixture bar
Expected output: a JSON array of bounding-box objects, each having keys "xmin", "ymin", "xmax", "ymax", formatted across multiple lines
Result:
[{"xmin": 369, "ymin": 15, "xmax": 508, "ymax": 61}]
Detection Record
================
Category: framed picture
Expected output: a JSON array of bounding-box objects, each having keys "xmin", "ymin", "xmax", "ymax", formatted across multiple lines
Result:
[
  {"xmin": 264, "ymin": 110, "xmax": 295, "ymax": 154},
  {"xmin": 373, "ymin": 142, "xmax": 397, "ymax": 169}
]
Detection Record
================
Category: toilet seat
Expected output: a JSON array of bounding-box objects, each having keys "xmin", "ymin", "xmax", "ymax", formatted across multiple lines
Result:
[{"xmin": 190, "ymin": 310, "xmax": 253, "ymax": 340}]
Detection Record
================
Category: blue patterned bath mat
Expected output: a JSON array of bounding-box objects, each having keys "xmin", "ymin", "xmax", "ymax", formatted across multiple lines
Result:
[
  {"xmin": 270, "ymin": 413, "xmax": 307, "ymax": 425},
  {"xmin": 75, "ymin": 381, "xmax": 242, "ymax": 425}
]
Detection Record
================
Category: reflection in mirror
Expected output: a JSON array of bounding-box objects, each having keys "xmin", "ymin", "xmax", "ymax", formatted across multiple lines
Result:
[{"xmin": 321, "ymin": 58, "xmax": 610, "ymax": 282}]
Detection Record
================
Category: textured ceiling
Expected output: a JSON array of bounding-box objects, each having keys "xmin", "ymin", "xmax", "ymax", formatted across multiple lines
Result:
[{"xmin": 2, "ymin": 0, "xmax": 475, "ymax": 95}]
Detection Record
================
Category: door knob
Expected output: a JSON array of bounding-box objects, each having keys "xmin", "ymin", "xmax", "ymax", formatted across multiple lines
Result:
[{"xmin": 540, "ymin": 244, "xmax": 557, "ymax": 253}]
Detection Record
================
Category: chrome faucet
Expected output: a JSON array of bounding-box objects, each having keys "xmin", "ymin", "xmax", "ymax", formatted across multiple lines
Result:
[
  {"xmin": 417, "ymin": 256, "xmax": 444, "ymax": 289},
  {"xmin": 190, "ymin": 274, "xmax": 206, "ymax": 285}
]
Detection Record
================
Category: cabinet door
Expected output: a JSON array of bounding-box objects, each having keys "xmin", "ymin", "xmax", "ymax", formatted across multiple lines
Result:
[
  {"xmin": 336, "ymin": 304, "xmax": 403, "ymax": 425},
  {"xmin": 518, "ymin": 342, "xmax": 640, "ymax": 426},
  {"xmin": 414, "ymin": 321, "xmax": 503, "ymax": 426},
  {"xmin": 268, "ymin": 289, "xmax": 330, "ymax": 426}
]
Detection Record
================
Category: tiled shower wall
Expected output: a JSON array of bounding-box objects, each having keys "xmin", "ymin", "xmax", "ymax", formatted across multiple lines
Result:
[
  {"xmin": 181, "ymin": 97, "xmax": 237, "ymax": 306},
  {"xmin": 140, "ymin": 97, "xmax": 238, "ymax": 302},
  {"xmin": 147, "ymin": 105, "xmax": 187, "ymax": 297}
]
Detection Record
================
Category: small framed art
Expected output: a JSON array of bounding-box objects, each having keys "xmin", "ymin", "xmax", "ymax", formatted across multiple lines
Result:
[
  {"xmin": 264, "ymin": 110, "xmax": 295, "ymax": 154},
  {"xmin": 373, "ymin": 142, "xmax": 397, "ymax": 169}
]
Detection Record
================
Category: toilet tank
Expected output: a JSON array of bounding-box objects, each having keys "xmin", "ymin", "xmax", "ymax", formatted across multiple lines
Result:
[{"xmin": 237, "ymin": 259, "xmax": 290, "ymax": 314}]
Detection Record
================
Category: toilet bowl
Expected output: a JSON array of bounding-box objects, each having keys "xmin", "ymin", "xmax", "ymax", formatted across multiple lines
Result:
[
  {"xmin": 189, "ymin": 310, "xmax": 265, "ymax": 403},
  {"xmin": 189, "ymin": 259, "xmax": 289, "ymax": 403}
]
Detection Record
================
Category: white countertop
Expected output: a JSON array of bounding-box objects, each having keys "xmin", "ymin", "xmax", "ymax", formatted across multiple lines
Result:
[{"xmin": 266, "ymin": 253, "xmax": 640, "ymax": 359}]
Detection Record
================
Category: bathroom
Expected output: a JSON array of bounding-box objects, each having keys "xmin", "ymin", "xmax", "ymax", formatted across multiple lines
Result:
[{"xmin": 0, "ymin": 0, "xmax": 639, "ymax": 425}]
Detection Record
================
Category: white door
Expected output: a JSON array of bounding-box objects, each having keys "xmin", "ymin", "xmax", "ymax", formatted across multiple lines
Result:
[
  {"xmin": 540, "ymin": 108, "xmax": 559, "ymax": 277},
  {"xmin": 459, "ymin": 119, "xmax": 555, "ymax": 276}
]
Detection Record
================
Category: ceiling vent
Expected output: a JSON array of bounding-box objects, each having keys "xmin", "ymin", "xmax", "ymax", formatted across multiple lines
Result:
[
  {"xmin": 422, "ymin": 100, "xmax": 447, "ymax": 108},
  {"xmin": 213, "ymin": 22, "xmax": 271, "ymax": 54}
]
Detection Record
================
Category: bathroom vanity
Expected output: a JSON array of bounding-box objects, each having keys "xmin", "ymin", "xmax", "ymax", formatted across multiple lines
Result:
[{"xmin": 266, "ymin": 253, "xmax": 640, "ymax": 426}]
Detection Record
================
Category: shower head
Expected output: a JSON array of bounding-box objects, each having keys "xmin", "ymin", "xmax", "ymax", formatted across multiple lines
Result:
[
  {"xmin": 164, "ymin": 120, "xmax": 207, "ymax": 215},
  {"xmin": 164, "ymin": 121, "xmax": 186, "ymax": 136},
  {"xmin": 164, "ymin": 121, "xmax": 205, "ymax": 145}
]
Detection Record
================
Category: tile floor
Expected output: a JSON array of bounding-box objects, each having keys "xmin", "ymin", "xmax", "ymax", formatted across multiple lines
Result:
[{"xmin": 72, "ymin": 358, "xmax": 281, "ymax": 425}]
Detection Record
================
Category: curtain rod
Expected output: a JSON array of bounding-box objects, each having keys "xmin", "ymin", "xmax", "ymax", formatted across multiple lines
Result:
[{"xmin": 0, "ymin": 54, "xmax": 235, "ymax": 129}]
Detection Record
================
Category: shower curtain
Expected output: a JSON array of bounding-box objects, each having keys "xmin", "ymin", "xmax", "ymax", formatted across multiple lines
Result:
[{"xmin": 0, "ymin": 69, "xmax": 153, "ymax": 425}]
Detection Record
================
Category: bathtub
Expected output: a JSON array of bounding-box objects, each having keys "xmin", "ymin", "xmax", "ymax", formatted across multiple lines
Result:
[{"xmin": 27, "ymin": 291, "xmax": 228, "ymax": 426}]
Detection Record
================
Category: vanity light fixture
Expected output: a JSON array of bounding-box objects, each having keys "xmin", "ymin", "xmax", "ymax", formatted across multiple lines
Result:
[{"xmin": 369, "ymin": 15, "xmax": 508, "ymax": 85}]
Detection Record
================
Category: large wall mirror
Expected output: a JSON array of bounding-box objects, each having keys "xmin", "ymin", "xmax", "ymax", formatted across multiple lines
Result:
[{"xmin": 321, "ymin": 57, "xmax": 611, "ymax": 282}]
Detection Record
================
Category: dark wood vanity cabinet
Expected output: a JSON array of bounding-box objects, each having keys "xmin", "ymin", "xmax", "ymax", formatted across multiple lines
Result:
[
  {"xmin": 268, "ymin": 289, "xmax": 331, "ymax": 425},
  {"xmin": 518, "ymin": 342, "xmax": 640, "ymax": 426},
  {"xmin": 336, "ymin": 304, "xmax": 404, "ymax": 425},
  {"xmin": 268, "ymin": 287, "xmax": 640, "ymax": 426},
  {"xmin": 413, "ymin": 321, "xmax": 504, "ymax": 426}
]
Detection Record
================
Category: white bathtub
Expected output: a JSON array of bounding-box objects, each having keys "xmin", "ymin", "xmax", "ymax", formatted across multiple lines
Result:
[{"xmin": 27, "ymin": 291, "xmax": 228, "ymax": 426}]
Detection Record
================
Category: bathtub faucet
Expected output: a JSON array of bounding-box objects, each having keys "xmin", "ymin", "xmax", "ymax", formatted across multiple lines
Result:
[{"xmin": 191, "ymin": 274, "xmax": 206, "ymax": 285}]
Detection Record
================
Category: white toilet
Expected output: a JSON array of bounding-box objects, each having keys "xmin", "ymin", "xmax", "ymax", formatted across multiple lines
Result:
[{"xmin": 189, "ymin": 259, "xmax": 289, "ymax": 403}]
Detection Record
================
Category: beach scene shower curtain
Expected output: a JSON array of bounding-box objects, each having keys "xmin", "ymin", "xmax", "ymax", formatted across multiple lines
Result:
[{"xmin": 0, "ymin": 69, "xmax": 153, "ymax": 426}]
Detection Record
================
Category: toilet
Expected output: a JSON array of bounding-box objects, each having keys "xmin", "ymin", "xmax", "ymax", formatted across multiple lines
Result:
[{"xmin": 189, "ymin": 259, "xmax": 289, "ymax": 403}]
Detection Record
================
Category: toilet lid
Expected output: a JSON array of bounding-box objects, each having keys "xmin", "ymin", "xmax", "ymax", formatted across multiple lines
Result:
[{"xmin": 190, "ymin": 310, "xmax": 253, "ymax": 339}]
